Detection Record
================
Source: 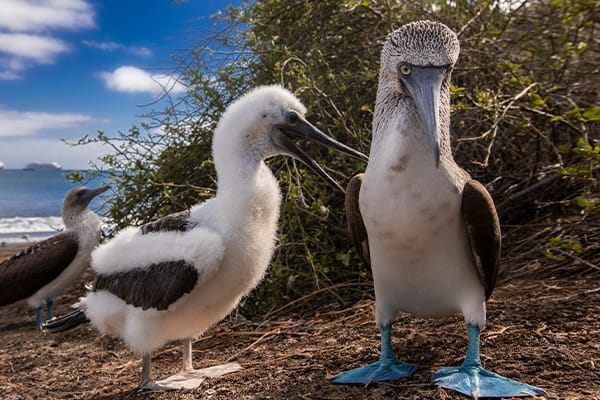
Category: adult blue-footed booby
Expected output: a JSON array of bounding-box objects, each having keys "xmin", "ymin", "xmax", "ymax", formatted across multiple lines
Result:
[
  {"xmin": 331, "ymin": 21, "xmax": 544, "ymax": 398},
  {"xmin": 43, "ymin": 85, "xmax": 368, "ymax": 390},
  {"xmin": 0, "ymin": 185, "xmax": 109, "ymax": 326}
]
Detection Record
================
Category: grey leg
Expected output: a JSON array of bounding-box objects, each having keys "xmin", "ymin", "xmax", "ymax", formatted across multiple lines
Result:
[
  {"xmin": 142, "ymin": 339, "xmax": 242, "ymax": 390},
  {"xmin": 182, "ymin": 338, "xmax": 193, "ymax": 371},
  {"xmin": 141, "ymin": 354, "xmax": 152, "ymax": 388}
]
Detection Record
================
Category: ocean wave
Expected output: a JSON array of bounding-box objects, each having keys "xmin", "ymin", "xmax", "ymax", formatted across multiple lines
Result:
[
  {"xmin": 0, "ymin": 216, "xmax": 64, "ymax": 243},
  {"xmin": 0, "ymin": 216, "xmax": 64, "ymax": 233}
]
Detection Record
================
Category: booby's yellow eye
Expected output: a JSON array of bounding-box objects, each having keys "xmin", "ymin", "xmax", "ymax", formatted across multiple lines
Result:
[{"xmin": 399, "ymin": 64, "xmax": 411, "ymax": 75}]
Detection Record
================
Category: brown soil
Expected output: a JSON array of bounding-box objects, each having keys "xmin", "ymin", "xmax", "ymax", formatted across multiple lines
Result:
[{"xmin": 0, "ymin": 244, "xmax": 598, "ymax": 400}]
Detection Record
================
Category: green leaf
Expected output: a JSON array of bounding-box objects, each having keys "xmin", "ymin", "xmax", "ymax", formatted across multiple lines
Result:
[
  {"xmin": 576, "ymin": 196, "xmax": 594, "ymax": 209},
  {"xmin": 549, "ymin": 237, "xmax": 562, "ymax": 245},
  {"xmin": 582, "ymin": 107, "xmax": 600, "ymax": 121},
  {"xmin": 450, "ymin": 83, "xmax": 466, "ymax": 94},
  {"xmin": 530, "ymin": 93, "xmax": 546, "ymax": 108}
]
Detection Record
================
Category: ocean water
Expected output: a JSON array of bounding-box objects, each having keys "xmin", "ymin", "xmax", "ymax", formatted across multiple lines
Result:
[{"xmin": 0, "ymin": 170, "xmax": 108, "ymax": 243}]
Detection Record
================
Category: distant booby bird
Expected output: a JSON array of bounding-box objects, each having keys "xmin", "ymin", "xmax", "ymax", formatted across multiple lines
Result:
[
  {"xmin": 331, "ymin": 21, "xmax": 544, "ymax": 398},
  {"xmin": 0, "ymin": 185, "xmax": 109, "ymax": 326},
  {"xmin": 44, "ymin": 85, "xmax": 368, "ymax": 390}
]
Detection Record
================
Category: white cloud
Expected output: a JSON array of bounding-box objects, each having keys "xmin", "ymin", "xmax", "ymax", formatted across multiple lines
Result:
[
  {"xmin": 82, "ymin": 40, "xmax": 152, "ymax": 57},
  {"xmin": 0, "ymin": 108, "xmax": 93, "ymax": 137},
  {"xmin": 0, "ymin": 0, "xmax": 94, "ymax": 33},
  {"xmin": 0, "ymin": 68, "xmax": 21, "ymax": 80},
  {"xmin": 0, "ymin": 33, "xmax": 69, "ymax": 63},
  {"xmin": 130, "ymin": 46, "xmax": 152, "ymax": 57},
  {"xmin": 99, "ymin": 66, "xmax": 186, "ymax": 95},
  {"xmin": 82, "ymin": 39, "xmax": 121, "ymax": 52},
  {"xmin": 0, "ymin": 0, "xmax": 94, "ymax": 80}
]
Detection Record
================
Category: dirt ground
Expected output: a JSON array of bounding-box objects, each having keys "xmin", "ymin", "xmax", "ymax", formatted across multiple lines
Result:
[{"xmin": 0, "ymin": 243, "xmax": 598, "ymax": 400}]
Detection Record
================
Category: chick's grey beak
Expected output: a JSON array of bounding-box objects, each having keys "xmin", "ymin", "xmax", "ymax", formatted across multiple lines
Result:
[
  {"xmin": 283, "ymin": 118, "xmax": 369, "ymax": 163},
  {"xmin": 273, "ymin": 117, "xmax": 368, "ymax": 193},
  {"xmin": 78, "ymin": 185, "xmax": 111, "ymax": 206},
  {"xmin": 400, "ymin": 66, "xmax": 447, "ymax": 167}
]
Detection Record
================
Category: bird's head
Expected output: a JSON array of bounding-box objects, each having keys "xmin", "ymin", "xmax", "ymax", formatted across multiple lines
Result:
[
  {"xmin": 62, "ymin": 185, "xmax": 110, "ymax": 224},
  {"xmin": 381, "ymin": 20, "xmax": 459, "ymax": 167},
  {"xmin": 212, "ymin": 85, "xmax": 368, "ymax": 192}
]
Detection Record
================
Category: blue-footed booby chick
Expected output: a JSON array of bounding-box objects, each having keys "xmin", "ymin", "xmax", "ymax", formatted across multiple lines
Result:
[
  {"xmin": 0, "ymin": 185, "xmax": 109, "ymax": 326},
  {"xmin": 331, "ymin": 21, "xmax": 544, "ymax": 398},
  {"xmin": 43, "ymin": 85, "xmax": 368, "ymax": 390}
]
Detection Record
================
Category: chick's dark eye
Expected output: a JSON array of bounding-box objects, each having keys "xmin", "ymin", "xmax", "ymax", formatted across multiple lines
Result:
[{"xmin": 287, "ymin": 111, "xmax": 299, "ymax": 125}]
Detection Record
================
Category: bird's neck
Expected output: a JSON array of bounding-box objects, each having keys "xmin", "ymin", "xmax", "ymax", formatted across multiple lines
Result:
[
  {"xmin": 215, "ymin": 158, "xmax": 282, "ymax": 229},
  {"xmin": 62, "ymin": 209, "xmax": 102, "ymax": 243},
  {"xmin": 372, "ymin": 80, "xmax": 453, "ymax": 165}
]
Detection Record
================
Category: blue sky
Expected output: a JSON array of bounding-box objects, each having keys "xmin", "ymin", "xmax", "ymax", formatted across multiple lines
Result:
[{"xmin": 0, "ymin": 0, "xmax": 243, "ymax": 169}]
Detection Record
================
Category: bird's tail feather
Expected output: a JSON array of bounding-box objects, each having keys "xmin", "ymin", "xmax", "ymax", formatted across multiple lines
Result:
[{"xmin": 42, "ymin": 308, "xmax": 89, "ymax": 333}]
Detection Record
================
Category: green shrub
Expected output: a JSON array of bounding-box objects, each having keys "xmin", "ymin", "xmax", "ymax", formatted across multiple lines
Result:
[{"xmin": 70, "ymin": 0, "xmax": 599, "ymax": 315}]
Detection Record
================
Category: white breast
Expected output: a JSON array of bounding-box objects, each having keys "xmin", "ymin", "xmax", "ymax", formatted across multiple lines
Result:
[{"xmin": 361, "ymin": 129, "xmax": 486, "ymax": 327}]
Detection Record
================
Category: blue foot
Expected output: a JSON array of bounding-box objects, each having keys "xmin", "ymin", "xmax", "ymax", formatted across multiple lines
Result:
[
  {"xmin": 433, "ymin": 365, "xmax": 544, "ymax": 398},
  {"xmin": 433, "ymin": 324, "xmax": 544, "ymax": 398},
  {"xmin": 332, "ymin": 359, "xmax": 417, "ymax": 384},
  {"xmin": 331, "ymin": 322, "xmax": 417, "ymax": 385}
]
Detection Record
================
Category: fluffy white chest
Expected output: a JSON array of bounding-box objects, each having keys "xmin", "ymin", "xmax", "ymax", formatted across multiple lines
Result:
[
  {"xmin": 85, "ymin": 169, "xmax": 283, "ymax": 356},
  {"xmin": 361, "ymin": 136, "xmax": 484, "ymax": 324}
]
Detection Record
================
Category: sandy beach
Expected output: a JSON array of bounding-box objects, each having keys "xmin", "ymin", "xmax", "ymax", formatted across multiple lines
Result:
[{"xmin": 0, "ymin": 242, "xmax": 28, "ymax": 261}]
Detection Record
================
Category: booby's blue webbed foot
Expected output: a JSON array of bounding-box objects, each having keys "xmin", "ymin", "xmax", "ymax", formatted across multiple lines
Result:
[
  {"xmin": 433, "ymin": 365, "xmax": 544, "ymax": 398},
  {"xmin": 331, "ymin": 322, "xmax": 417, "ymax": 385},
  {"xmin": 433, "ymin": 324, "xmax": 544, "ymax": 398},
  {"xmin": 332, "ymin": 359, "xmax": 417, "ymax": 384}
]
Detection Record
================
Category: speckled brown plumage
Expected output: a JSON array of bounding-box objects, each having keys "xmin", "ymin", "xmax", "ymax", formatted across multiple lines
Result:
[
  {"xmin": 461, "ymin": 180, "xmax": 501, "ymax": 299},
  {"xmin": 382, "ymin": 20, "xmax": 459, "ymax": 67},
  {"xmin": 0, "ymin": 232, "xmax": 79, "ymax": 306},
  {"xmin": 345, "ymin": 174, "xmax": 370, "ymax": 268}
]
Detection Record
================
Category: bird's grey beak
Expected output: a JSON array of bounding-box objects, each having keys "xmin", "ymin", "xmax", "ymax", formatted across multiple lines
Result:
[
  {"xmin": 400, "ymin": 66, "xmax": 447, "ymax": 167},
  {"xmin": 273, "ymin": 117, "xmax": 368, "ymax": 193},
  {"xmin": 78, "ymin": 185, "xmax": 110, "ymax": 207}
]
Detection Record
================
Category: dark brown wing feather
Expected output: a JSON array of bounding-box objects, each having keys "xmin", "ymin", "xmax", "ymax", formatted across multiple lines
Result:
[
  {"xmin": 93, "ymin": 261, "xmax": 198, "ymax": 310},
  {"xmin": 346, "ymin": 174, "xmax": 371, "ymax": 268},
  {"xmin": 461, "ymin": 179, "xmax": 501, "ymax": 300},
  {"xmin": 140, "ymin": 210, "xmax": 191, "ymax": 235},
  {"xmin": 0, "ymin": 232, "xmax": 79, "ymax": 306}
]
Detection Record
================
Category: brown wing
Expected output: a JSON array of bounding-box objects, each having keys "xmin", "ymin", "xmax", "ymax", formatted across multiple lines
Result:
[
  {"xmin": 345, "ymin": 174, "xmax": 371, "ymax": 268},
  {"xmin": 461, "ymin": 179, "xmax": 501, "ymax": 300},
  {"xmin": 93, "ymin": 260, "xmax": 198, "ymax": 310},
  {"xmin": 140, "ymin": 210, "xmax": 191, "ymax": 235},
  {"xmin": 0, "ymin": 232, "xmax": 79, "ymax": 306}
]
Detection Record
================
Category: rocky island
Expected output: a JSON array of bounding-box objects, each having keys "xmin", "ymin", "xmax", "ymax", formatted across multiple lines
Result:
[{"xmin": 23, "ymin": 162, "xmax": 62, "ymax": 171}]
